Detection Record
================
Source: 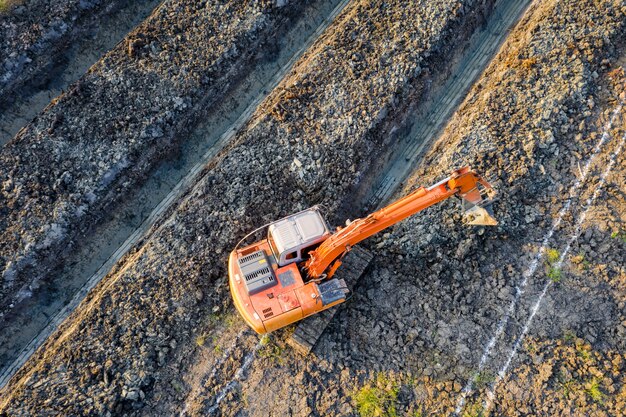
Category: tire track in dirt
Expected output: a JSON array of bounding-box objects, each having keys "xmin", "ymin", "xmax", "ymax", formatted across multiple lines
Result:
[{"xmin": 0, "ymin": 0, "xmax": 351, "ymax": 389}]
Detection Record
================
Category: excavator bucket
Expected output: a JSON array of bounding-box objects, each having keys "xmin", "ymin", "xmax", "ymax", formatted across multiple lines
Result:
[
  {"xmin": 459, "ymin": 176, "xmax": 498, "ymax": 226},
  {"xmin": 464, "ymin": 204, "xmax": 498, "ymax": 226}
]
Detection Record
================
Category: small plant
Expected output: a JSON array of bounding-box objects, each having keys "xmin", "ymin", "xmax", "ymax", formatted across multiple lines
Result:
[
  {"xmin": 546, "ymin": 248, "xmax": 560, "ymax": 264},
  {"xmin": 610, "ymin": 230, "xmax": 626, "ymax": 243},
  {"xmin": 585, "ymin": 378, "xmax": 604, "ymax": 403},
  {"xmin": 575, "ymin": 341, "xmax": 593, "ymax": 363},
  {"xmin": 462, "ymin": 401, "xmax": 485, "ymax": 417},
  {"xmin": 563, "ymin": 330, "xmax": 576, "ymax": 343},
  {"xmin": 474, "ymin": 371, "xmax": 495, "ymax": 389},
  {"xmin": 557, "ymin": 373, "xmax": 575, "ymax": 399},
  {"xmin": 196, "ymin": 335, "xmax": 206, "ymax": 346},
  {"xmin": 258, "ymin": 335, "xmax": 284, "ymax": 364},
  {"xmin": 354, "ymin": 374, "xmax": 399, "ymax": 417},
  {"xmin": 547, "ymin": 266, "xmax": 562, "ymax": 283},
  {"xmin": 545, "ymin": 248, "xmax": 562, "ymax": 282}
]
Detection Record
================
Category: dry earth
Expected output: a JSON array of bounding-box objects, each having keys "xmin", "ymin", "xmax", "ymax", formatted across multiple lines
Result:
[
  {"xmin": 0, "ymin": 0, "xmax": 625, "ymax": 416},
  {"xmin": 0, "ymin": 0, "xmax": 497, "ymax": 415},
  {"xmin": 0, "ymin": 0, "xmax": 307, "ymax": 322}
]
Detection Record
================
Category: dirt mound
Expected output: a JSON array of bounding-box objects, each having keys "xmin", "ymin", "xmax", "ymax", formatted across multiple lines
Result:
[
  {"xmin": 0, "ymin": 0, "xmax": 496, "ymax": 414},
  {"xmin": 0, "ymin": 0, "xmax": 305, "ymax": 322}
]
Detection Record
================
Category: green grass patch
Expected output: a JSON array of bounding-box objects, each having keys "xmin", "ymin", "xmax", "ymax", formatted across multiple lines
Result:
[
  {"xmin": 354, "ymin": 373, "xmax": 399, "ymax": 417},
  {"xmin": 545, "ymin": 248, "xmax": 563, "ymax": 282},
  {"xmin": 547, "ymin": 266, "xmax": 562, "ymax": 282},
  {"xmin": 546, "ymin": 248, "xmax": 560, "ymax": 264},
  {"xmin": 585, "ymin": 378, "xmax": 604, "ymax": 403}
]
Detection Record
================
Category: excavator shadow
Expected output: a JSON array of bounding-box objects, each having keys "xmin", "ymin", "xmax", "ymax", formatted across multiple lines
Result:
[{"xmin": 287, "ymin": 246, "xmax": 374, "ymax": 354}]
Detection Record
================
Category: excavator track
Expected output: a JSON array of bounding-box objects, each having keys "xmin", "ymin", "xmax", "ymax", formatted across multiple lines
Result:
[{"xmin": 287, "ymin": 246, "xmax": 373, "ymax": 355}]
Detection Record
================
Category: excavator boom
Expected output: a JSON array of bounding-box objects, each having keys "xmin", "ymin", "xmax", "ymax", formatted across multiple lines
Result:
[{"xmin": 304, "ymin": 166, "xmax": 496, "ymax": 279}]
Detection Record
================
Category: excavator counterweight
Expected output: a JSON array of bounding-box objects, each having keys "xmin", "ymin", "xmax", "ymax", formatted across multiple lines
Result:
[{"xmin": 228, "ymin": 166, "xmax": 497, "ymax": 343}]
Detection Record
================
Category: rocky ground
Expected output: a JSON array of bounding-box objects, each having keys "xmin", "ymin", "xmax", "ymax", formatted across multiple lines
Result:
[
  {"xmin": 311, "ymin": 0, "xmax": 625, "ymax": 415},
  {"xmin": 0, "ymin": 0, "xmax": 137, "ymax": 108},
  {"xmin": 1, "ymin": 0, "xmax": 625, "ymax": 416},
  {"xmin": 0, "ymin": 0, "xmax": 497, "ymax": 414},
  {"xmin": 182, "ymin": 0, "xmax": 625, "ymax": 415},
  {"xmin": 0, "ymin": 0, "xmax": 307, "ymax": 322}
]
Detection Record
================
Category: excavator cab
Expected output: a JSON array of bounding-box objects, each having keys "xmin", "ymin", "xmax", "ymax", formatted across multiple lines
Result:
[
  {"xmin": 228, "ymin": 207, "xmax": 345, "ymax": 334},
  {"xmin": 267, "ymin": 209, "xmax": 330, "ymax": 267}
]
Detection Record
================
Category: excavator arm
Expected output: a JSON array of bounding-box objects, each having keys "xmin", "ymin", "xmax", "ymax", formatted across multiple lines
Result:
[{"xmin": 304, "ymin": 166, "xmax": 496, "ymax": 279}]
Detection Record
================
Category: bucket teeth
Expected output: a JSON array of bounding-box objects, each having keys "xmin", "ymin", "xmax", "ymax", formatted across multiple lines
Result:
[{"xmin": 464, "ymin": 204, "xmax": 498, "ymax": 226}]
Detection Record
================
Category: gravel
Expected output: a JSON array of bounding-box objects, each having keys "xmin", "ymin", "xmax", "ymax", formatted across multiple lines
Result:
[
  {"xmin": 0, "ymin": 0, "xmax": 307, "ymax": 319},
  {"xmin": 0, "ymin": 0, "xmax": 497, "ymax": 414}
]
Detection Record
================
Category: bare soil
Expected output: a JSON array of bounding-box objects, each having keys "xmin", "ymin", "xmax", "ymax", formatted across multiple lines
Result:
[
  {"xmin": 0, "ymin": 0, "xmax": 624, "ymax": 416},
  {"xmin": 0, "ymin": 0, "xmax": 498, "ymax": 414}
]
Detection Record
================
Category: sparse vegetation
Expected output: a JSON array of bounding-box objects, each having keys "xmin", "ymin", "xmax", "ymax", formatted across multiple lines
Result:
[
  {"xmin": 585, "ymin": 378, "xmax": 604, "ymax": 403},
  {"xmin": 546, "ymin": 248, "xmax": 560, "ymax": 264},
  {"xmin": 462, "ymin": 401, "xmax": 485, "ymax": 417},
  {"xmin": 196, "ymin": 334, "xmax": 207, "ymax": 347},
  {"xmin": 575, "ymin": 340, "xmax": 593, "ymax": 362},
  {"xmin": 610, "ymin": 230, "xmax": 626, "ymax": 243},
  {"xmin": 547, "ymin": 266, "xmax": 562, "ymax": 282},
  {"xmin": 557, "ymin": 371, "xmax": 575, "ymax": 399},
  {"xmin": 563, "ymin": 329, "xmax": 576, "ymax": 343},
  {"xmin": 354, "ymin": 373, "xmax": 399, "ymax": 417},
  {"xmin": 545, "ymin": 248, "xmax": 562, "ymax": 282},
  {"xmin": 258, "ymin": 335, "xmax": 284, "ymax": 364},
  {"xmin": 474, "ymin": 371, "xmax": 495, "ymax": 389}
]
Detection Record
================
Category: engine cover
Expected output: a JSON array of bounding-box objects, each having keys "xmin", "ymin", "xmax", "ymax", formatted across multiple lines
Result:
[{"xmin": 238, "ymin": 250, "xmax": 277, "ymax": 295}]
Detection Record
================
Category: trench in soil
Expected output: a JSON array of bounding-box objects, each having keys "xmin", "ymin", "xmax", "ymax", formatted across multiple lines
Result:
[
  {"xmin": 0, "ymin": 0, "xmax": 353, "ymax": 388},
  {"xmin": 0, "ymin": 0, "xmax": 164, "ymax": 146}
]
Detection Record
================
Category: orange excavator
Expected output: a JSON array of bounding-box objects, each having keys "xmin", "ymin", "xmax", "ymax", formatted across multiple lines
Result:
[{"xmin": 228, "ymin": 166, "xmax": 497, "ymax": 335}]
